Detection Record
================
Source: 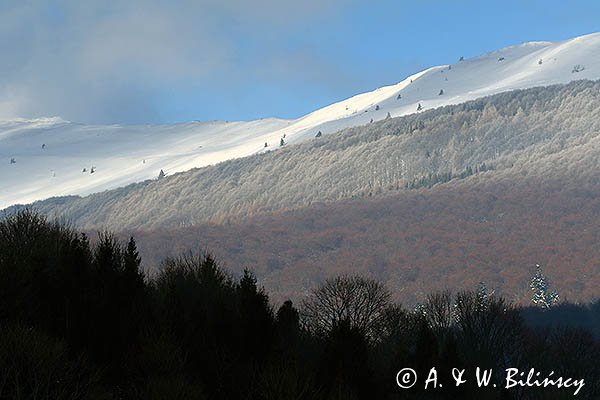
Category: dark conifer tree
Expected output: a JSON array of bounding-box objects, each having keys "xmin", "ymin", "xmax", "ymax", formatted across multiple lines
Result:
[
  {"xmin": 276, "ymin": 300, "xmax": 300, "ymax": 340},
  {"xmin": 123, "ymin": 236, "xmax": 144, "ymax": 289},
  {"xmin": 237, "ymin": 269, "xmax": 275, "ymax": 361}
]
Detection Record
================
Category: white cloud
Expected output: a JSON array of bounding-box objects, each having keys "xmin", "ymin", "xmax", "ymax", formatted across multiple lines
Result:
[{"xmin": 0, "ymin": 0, "xmax": 357, "ymax": 123}]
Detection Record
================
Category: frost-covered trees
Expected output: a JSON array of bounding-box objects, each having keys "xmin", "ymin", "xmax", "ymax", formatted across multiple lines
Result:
[
  {"xmin": 476, "ymin": 282, "xmax": 493, "ymax": 311},
  {"xmin": 17, "ymin": 80, "xmax": 600, "ymax": 230},
  {"xmin": 530, "ymin": 265, "xmax": 559, "ymax": 309}
]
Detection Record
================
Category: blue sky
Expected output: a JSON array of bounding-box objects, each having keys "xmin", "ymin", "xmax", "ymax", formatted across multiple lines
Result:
[{"xmin": 1, "ymin": 0, "xmax": 599, "ymax": 124}]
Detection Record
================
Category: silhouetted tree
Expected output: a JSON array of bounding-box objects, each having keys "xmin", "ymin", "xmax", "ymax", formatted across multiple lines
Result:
[
  {"xmin": 319, "ymin": 319, "xmax": 373, "ymax": 399},
  {"xmin": 302, "ymin": 275, "xmax": 391, "ymax": 342},
  {"xmin": 454, "ymin": 290, "xmax": 525, "ymax": 370},
  {"xmin": 276, "ymin": 300, "xmax": 300, "ymax": 341},
  {"xmin": 237, "ymin": 269, "xmax": 275, "ymax": 360}
]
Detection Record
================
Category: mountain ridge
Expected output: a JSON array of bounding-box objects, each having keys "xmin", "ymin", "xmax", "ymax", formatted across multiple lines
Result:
[
  {"xmin": 7, "ymin": 79, "xmax": 600, "ymax": 230},
  {"xmin": 3, "ymin": 32, "xmax": 600, "ymax": 209}
]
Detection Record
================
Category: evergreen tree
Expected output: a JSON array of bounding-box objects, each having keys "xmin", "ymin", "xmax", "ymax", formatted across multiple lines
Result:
[
  {"xmin": 276, "ymin": 300, "xmax": 300, "ymax": 342},
  {"xmin": 123, "ymin": 236, "xmax": 144, "ymax": 288},
  {"xmin": 530, "ymin": 265, "xmax": 560, "ymax": 308},
  {"xmin": 476, "ymin": 281, "xmax": 492, "ymax": 312},
  {"xmin": 237, "ymin": 269, "xmax": 274, "ymax": 361}
]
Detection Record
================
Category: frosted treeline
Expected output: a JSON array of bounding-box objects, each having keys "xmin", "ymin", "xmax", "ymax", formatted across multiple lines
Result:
[{"xmin": 8, "ymin": 80, "xmax": 600, "ymax": 230}]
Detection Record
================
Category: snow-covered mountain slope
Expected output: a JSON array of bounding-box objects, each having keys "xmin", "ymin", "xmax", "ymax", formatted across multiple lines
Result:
[{"xmin": 3, "ymin": 32, "xmax": 600, "ymax": 209}]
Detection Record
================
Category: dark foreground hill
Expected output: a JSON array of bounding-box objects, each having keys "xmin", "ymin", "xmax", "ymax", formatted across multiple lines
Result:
[{"xmin": 1, "ymin": 211, "xmax": 598, "ymax": 399}]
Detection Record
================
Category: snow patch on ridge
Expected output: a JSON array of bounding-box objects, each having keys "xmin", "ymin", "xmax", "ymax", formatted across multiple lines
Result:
[{"xmin": 3, "ymin": 32, "xmax": 600, "ymax": 209}]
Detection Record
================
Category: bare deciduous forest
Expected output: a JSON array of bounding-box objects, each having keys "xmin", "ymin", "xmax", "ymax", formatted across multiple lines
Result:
[{"xmin": 132, "ymin": 173, "xmax": 600, "ymax": 306}]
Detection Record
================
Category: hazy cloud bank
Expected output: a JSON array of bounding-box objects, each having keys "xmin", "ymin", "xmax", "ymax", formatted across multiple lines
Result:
[{"xmin": 0, "ymin": 0, "xmax": 356, "ymax": 123}]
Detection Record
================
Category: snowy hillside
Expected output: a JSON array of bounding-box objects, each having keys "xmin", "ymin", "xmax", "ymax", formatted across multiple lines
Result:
[{"xmin": 3, "ymin": 32, "xmax": 600, "ymax": 209}]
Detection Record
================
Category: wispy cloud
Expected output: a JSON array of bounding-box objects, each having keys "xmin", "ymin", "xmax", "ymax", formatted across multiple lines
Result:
[{"xmin": 0, "ymin": 0, "xmax": 356, "ymax": 123}]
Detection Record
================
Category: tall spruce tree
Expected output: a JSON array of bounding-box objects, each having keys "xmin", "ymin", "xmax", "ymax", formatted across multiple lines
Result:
[{"xmin": 530, "ymin": 265, "xmax": 560, "ymax": 309}]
